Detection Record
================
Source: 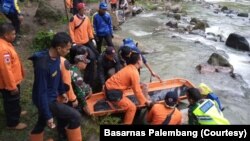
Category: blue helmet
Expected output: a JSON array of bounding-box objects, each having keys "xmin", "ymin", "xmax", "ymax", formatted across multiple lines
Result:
[
  {"xmin": 99, "ymin": 2, "xmax": 108, "ymax": 10},
  {"xmin": 123, "ymin": 38, "xmax": 137, "ymax": 49}
]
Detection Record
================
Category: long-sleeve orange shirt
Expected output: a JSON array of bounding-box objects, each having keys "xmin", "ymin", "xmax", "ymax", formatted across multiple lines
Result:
[
  {"xmin": 0, "ymin": 38, "xmax": 24, "ymax": 90},
  {"xmin": 69, "ymin": 14, "xmax": 94, "ymax": 45},
  {"xmin": 60, "ymin": 57, "xmax": 76, "ymax": 102},
  {"xmin": 105, "ymin": 64, "xmax": 147, "ymax": 105},
  {"xmin": 146, "ymin": 103, "xmax": 182, "ymax": 125}
]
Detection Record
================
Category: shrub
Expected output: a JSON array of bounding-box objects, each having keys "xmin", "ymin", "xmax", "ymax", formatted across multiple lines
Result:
[{"xmin": 32, "ymin": 30, "xmax": 55, "ymax": 51}]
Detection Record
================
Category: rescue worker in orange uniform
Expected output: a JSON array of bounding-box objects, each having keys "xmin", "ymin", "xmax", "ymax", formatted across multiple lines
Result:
[
  {"xmin": 69, "ymin": 2, "xmax": 98, "ymax": 57},
  {"xmin": 56, "ymin": 57, "xmax": 79, "ymax": 141},
  {"xmin": 105, "ymin": 52, "xmax": 151, "ymax": 124},
  {"xmin": 146, "ymin": 91, "xmax": 182, "ymax": 125},
  {"xmin": 0, "ymin": 23, "xmax": 27, "ymax": 130},
  {"xmin": 69, "ymin": 2, "xmax": 99, "ymax": 89}
]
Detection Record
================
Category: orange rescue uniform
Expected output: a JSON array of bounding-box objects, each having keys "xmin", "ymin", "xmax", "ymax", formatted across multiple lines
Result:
[
  {"xmin": 60, "ymin": 57, "xmax": 76, "ymax": 102},
  {"xmin": 66, "ymin": 0, "xmax": 73, "ymax": 9},
  {"xmin": 109, "ymin": 0, "xmax": 118, "ymax": 4},
  {"xmin": 69, "ymin": 15, "xmax": 94, "ymax": 45},
  {"xmin": 105, "ymin": 64, "xmax": 147, "ymax": 124},
  {"xmin": 146, "ymin": 103, "xmax": 182, "ymax": 125},
  {"xmin": 0, "ymin": 38, "xmax": 24, "ymax": 90}
]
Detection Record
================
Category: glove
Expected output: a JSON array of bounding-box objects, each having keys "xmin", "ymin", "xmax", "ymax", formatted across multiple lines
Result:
[
  {"xmin": 92, "ymin": 39, "xmax": 97, "ymax": 47},
  {"xmin": 72, "ymin": 43, "xmax": 77, "ymax": 47}
]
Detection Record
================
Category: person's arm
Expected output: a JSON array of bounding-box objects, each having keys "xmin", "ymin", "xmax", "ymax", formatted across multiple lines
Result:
[
  {"xmin": 107, "ymin": 14, "xmax": 113, "ymax": 36},
  {"xmin": 14, "ymin": 0, "xmax": 21, "ymax": 14},
  {"xmin": 87, "ymin": 17, "xmax": 94, "ymax": 40},
  {"xmin": 34, "ymin": 66, "xmax": 53, "ymax": 121},
  {"xmin": 97, "ymin": 56, "xmax": 106, "ymax": 86},
  {"xmin": 69, "ymin": 17, "xmax": 76, "ymax": 44},
  {"xmin": 146, "ymin": 105, "xmax": 155, "ymax": 124},
  {"xmin": 144, "ymin": 63, "xmax": 162, "ymax": 82},
  {"xmin": 130, "ymin": 69, "xmax": 148, "ymax": 105},
  {"xmin": 114, "ymin": 55, "xmax": 122, "ymax": 72},
  {"xmin": 93, "ymin": 14, "xmax": 97, "ymax": 35},
  {"xmin": 0, "ymin": 50, "xmax": 17, "ymax": 91}
]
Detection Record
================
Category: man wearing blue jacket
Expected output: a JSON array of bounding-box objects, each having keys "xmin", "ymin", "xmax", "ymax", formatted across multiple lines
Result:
[
  {"xmin": 93, "ymin": 2, "xmax": 114, "ymax": 53},
  {"xmin": 28, "ymin": 32, "xmax": 82, "ymax": 141}
]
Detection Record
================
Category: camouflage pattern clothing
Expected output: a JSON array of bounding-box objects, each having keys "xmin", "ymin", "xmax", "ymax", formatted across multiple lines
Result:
[{"xmin": 70, "ymin": 65, "xmax": 92, "ymax": 108}]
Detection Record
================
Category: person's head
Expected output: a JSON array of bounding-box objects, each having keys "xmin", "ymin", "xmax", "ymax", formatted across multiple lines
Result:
[
  {"xmin": 164, "ymin": 91, "xmax": 178, "ymax": 108},
  {"xmin": 198, "ymin": 83, "xmax": 213, "ymax": 98},
  {"xmin": 99, "ymin": 2, "xmax": 107, "ymax": 14},
  {"xmin": 127, "ymin": 52, "xmax": 143, "ymax": 69},
  {"xmin": 51, "ymin": 32, "xmax": 72, "ymax": 57},
  {"xmin": 70, "ymin": 45, "xmax": 88, "ymax": 64},
  {"xmin": 104, "ymin": 46, "xmax": 116, "ymax": 61},
  {"xmin": 77, "ymin": 2, "xmax": 86, "ymax": 15},
  {"xmin": 74, "ymin": 55, "xmax": 90, "ymax": 70},
  {"xmin": 0, "ymin": 23, "xmax": 16, "ymax": 43},
  {"xmin": 186, "ymin": 88, "xmax": 202, "ymax": 105},
  {"xmin": 120, "ymin": 46, "xmax": 132, "ymax": 59}
]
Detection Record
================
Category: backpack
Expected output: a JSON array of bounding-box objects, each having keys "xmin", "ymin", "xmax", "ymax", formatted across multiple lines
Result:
[{"xmin": 1, "ymin": 0, "xmax": 15, "ymax": 14}]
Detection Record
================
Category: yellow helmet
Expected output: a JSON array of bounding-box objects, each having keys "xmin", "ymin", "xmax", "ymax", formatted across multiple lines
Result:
[{"xmin": 199, "ymin": 83, "xmax": 213, "ymax": 95}]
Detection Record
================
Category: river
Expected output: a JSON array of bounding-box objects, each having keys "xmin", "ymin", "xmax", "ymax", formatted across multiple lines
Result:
[{"xmin": 116, "ymin": 0, "xmax": 250, "ymax": 124}]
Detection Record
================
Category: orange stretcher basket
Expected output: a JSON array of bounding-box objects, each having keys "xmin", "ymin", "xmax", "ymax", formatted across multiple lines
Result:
[{"xmin": 85, "ymin": 78, "xmax": 195, "ymax": 116}]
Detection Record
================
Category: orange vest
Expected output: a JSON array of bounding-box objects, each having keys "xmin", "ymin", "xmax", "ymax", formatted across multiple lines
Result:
[
  {"xmin": 69, "ymin": 15, "xmax": 94, "ymax": 45},
  {"xmin": 0, "ymin": 38, "xmax": 24, "ymax": 90},
  {"xmin": 110, "ymin": 0, "xmax": 118, "ymax": 4},
  {"xmin": 146, "ymin": 103, "xmax": 182, "ymax": 125},
  {"xmin": 105, "ymin": 64, "xmax": 147, "ymax": 105},
  {"xmin": 60, "ymin": 57, "xmax": 76, "ymax": 102},
  {"xmin": 66, "ymin": 0, "xmax": 73, "ymax": 9}
]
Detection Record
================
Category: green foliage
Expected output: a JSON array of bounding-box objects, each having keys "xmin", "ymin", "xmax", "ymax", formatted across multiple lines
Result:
[
  {"xmin": 86, "ymin": 0, "xmax": 99, "ymax": 3},
  {"xmin": 95, "ymin": 115, "xmax": 121, "ymax": 125},
  {"xmin": 32, "ymin": 30, "xmax": 55, "ymax": 51}
]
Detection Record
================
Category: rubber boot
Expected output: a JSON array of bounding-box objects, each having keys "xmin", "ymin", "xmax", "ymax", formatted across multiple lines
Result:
[
  {"xmin": 29, "ymin": 132, "xmax": 44, "ymax": 141},
  {"xmin": 66, "ymin": 127, "xmax": 82, "ymax": 141},
  {"xmin": 29, "ymin": 132, "xmax": 54, "ymax": 141}
]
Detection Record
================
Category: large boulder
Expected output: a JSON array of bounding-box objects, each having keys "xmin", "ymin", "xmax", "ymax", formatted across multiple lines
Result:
[
  {"xmin": 207, "ymin": 53, "xmax": 231, "ymax": 67},
  {"xmin": 196, "ymin": 53, "xmax": 234, "ymax": 74},
  {"xmin": 34, "ymin": 1, "xmax": 63, "ymax": 25},
  {"xmin": 225, "ymin": 33, "xmax": 250, "ymax": 51}
]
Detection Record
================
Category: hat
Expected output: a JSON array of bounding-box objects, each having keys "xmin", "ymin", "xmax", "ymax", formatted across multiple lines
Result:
[
  {"xmin": 105, "ymin": 47, "xmax": 116, "ymax": 55},
  {"xmin": 123, "ymin": 38, "xmax": 137, "ymax": 48},
  {"xmin": 164, "ymin": 91, "xmax": 178, "ymax": 107},
  {"xmin": 99, "ymin": 2, "xmax": 108, "ymax": 10},
  {"xmin": 74, "ymin": 55, "xmax": 90, "ymax": 64},
  {"xmin": 199, "ymin": 83, "xmax": 213, "ymax": 95},
  {"xmin": 77, "ymin": 3, "xmax": 86, "ymax": 10}
]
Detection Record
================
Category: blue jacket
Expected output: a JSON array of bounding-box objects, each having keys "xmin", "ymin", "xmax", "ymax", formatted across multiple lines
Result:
[
  {"xmin": 0, "ymin": 0, "xmax": 19, "ymax": 14},
  {"xmin": 119, "ymin": 38, "xmax": 147, "ymax": 64},
  {"xmin": 29, "ymin": 50, "xmax": 65, "ymax": 120},
  {"xmin": 207, "ymin": 93, "xmax": 223, "ymax": 111},
  {"xmin": 93, "ymin": 12, "xmax": 113, "ymax": 36}
]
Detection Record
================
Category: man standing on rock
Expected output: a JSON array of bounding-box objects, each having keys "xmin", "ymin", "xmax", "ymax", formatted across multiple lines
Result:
[{"xmin": 0, "ymin": 23, "xmax": 27, "ymax": 130}]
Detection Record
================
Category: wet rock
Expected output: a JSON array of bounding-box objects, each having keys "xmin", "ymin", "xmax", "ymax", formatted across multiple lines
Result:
[
  {"xmin": 132, "ymin": 6, "xmax": 143, "ymax": 16},
  {"xmin": 226, "ymin": 33, "xmax": 250, "ymax": 51},
  {"xmin": 174, "ymin": 14, "xmax": 181, "ymax": 20},
  {"xmin": 221, "ymin": 6, "xmax": 228, "ymax": 12},
  {"xmin": 166, "ymin": 20, "xmax": 178, "ymax": 28},
  {"xmin": 237, "ymin": 13, "xmax": 248, "ymax": 18},
  {"xmin": 207, "ymin": 53, "xmax": 232, "ymax": 67},
  {"xmin": 196, "ymin": 64, "xmax": 233, "ymax": 74},
  {"xmin": 34, "ymin": 1, "xmax": 63, "ymax": 24}
]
